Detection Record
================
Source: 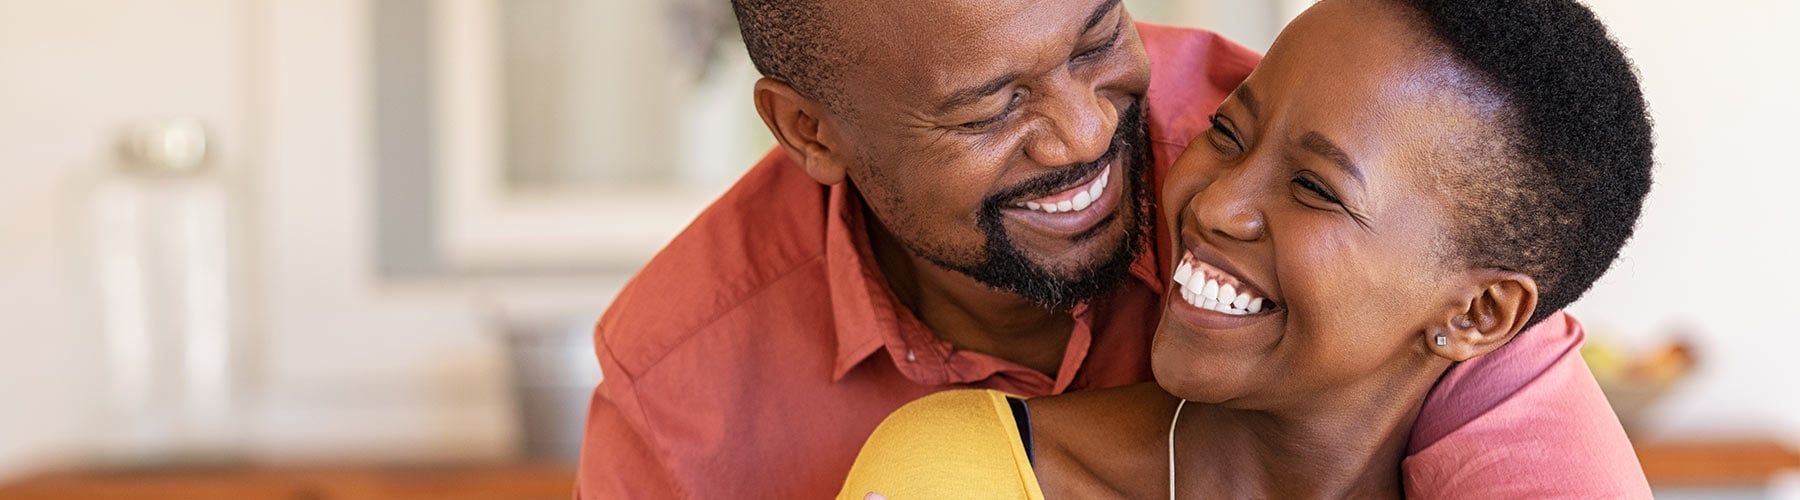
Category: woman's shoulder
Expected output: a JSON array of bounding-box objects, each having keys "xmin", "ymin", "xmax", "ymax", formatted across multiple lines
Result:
[
  {"xmin": 839, "ymin": 389, "xmax": 1042, "ymax": 499},
  {"xmin": 1029, "ymin": 383, "xmax": 1177, "ymax": 438},
  {"xmin": 1025, "ymin": 384, "xmax": 1177, "ymax": 499}
]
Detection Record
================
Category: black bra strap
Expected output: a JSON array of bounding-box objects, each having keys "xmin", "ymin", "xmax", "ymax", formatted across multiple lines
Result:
[{"xmin": 1006, "ymin": 396, "xmax": 1035, "ymax": 465}]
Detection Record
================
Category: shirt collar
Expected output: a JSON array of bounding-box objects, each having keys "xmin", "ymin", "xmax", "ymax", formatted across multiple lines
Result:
[
  {"xmin": 825, "ymin": 184, "xmax": 899, "ymax": 381},
  {"xmin": 825, "ymin": 182, "xmax": 1166, "ymax": 382}
]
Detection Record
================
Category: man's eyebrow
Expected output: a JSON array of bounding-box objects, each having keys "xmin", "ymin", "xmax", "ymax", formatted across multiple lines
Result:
[
  {"xmin": 1083, "ymin": 0, "xmax": 1124, "ymax": 33},
  {"xmin": 937, "ymin": 70, "xmax": 1023, "ymax": 114},
  {"xmin": 936, "ymin": 0, "xmax": 1122, "ymax": 115},
  {"xmin": 1299, "ymin": 131, "xmax": 1365, "ymax": 186}
]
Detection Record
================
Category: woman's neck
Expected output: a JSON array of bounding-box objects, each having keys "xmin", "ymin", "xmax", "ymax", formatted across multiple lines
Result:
[{"xmin": 1170, "ymin": 365, "xmax": 1449, "ymax": 498}]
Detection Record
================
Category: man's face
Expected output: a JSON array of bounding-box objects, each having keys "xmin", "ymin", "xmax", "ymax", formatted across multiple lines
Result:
[{"xmin": 826, "ymin": 0, "xmax": 1155, "ymax": 308}]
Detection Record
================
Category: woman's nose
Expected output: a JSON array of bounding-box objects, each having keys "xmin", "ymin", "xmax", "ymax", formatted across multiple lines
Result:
[{"xmin": 1189, "ymin": 171, "xmax": 1266, "ymax": 243}]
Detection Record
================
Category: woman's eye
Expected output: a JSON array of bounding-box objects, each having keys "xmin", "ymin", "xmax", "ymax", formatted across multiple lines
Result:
[{"xmin": 1292, "ymin": 175, "xmax": 1343, "ymax": 205}]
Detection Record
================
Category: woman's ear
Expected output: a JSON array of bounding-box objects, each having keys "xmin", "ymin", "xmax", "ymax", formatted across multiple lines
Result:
[
  {"xmin": 1427, "ymin": 270, "xmax": 1539, "ymax": 362},
  {"xmin": 753, "ymin": 77, "xmax": 849, "ymax": 186}
]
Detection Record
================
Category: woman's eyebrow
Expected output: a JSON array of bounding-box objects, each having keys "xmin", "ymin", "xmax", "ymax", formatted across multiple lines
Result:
[
  {"xmin": 1228, "ymin": 84, "xmax": 1262, "ymax": 119},
  {"xmin": 1299, "ymin": 131, "xmax": 1365, "ymax": 187}
]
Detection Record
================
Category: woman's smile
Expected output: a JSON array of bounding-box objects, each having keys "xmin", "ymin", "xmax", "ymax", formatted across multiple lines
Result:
[{"xmin": 1172, "ymin": 248, "xmax": 1274, "ymax": 317}]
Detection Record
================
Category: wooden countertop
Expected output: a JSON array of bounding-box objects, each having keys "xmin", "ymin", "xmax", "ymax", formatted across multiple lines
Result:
[
  {"xmin": 1, "ymin": 441, "xmax": 1794, "ymax": 498},
  {"xmin": 0, "ymin": 462, "xmax": 576, "ymax": 500},
  {"xmin": 1636, "ymin": 440, "xmax": 1800, "ymax": 487}
]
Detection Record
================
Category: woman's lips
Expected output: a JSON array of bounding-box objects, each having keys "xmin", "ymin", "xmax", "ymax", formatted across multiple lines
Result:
[
  {"xmin": 1172, "ymin": 249, "xmax": 1274, "ymax": 316},
  {"xmin": 1164, "ymin": 239, "xmax": 1283, "ymax": 331}
]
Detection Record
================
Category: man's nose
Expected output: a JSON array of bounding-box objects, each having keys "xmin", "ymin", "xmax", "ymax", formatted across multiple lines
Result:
[{"xmin": 1023, "ymin": 74, "xmax": 1117, "ymax": 168}]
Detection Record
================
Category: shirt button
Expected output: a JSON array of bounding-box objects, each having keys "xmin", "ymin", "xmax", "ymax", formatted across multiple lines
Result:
[{"xmin": 905, "ymin": 350, "xmax": 916, "ymax": 363}]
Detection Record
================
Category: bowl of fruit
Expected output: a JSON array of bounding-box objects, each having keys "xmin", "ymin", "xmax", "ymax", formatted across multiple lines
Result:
[{"xmin": 1581, "ymin": 337, "xmax": 1696, "ymax": 437}]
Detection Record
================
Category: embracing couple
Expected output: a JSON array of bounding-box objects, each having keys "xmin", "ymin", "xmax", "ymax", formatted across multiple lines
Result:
[{"xmin": 582, "ymin": 0, "xmax": 1655, "ymax": 498}]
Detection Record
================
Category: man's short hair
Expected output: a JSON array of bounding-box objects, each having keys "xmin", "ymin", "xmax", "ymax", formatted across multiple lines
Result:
[{"xmin": 731, "ymin": 0, "xmax": 850, "ymax": 112}]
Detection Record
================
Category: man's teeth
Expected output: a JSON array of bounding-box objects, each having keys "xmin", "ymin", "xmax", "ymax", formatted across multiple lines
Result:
[
  {"xmin": 1013, "ymin": 167, "xmax": 1109, "ymax": 214},
  {"xmin": 1171, "ymin": 253, "xmax": 1269, "ymax": 316}
]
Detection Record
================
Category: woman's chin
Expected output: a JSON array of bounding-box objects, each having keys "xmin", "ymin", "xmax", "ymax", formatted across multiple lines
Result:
[{"xmin": 1150, "ymin": 332, "xmax": 1272, "ymax": 405}]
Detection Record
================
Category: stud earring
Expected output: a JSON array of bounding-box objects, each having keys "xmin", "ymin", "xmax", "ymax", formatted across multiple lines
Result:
[{"xmin": 1435, "ymin": 334, "xmax": 1449, "ymax": 346}]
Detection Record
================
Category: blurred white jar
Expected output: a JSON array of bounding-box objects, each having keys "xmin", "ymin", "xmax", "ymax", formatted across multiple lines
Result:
[{"xmin": 85, "ymin": 120, "xmax": 245, "ymax": 465}]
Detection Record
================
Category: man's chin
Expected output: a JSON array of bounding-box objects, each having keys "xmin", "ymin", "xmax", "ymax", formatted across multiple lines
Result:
[
  {"xmin": 1004, "ymin": 220, "xmax": 1132, "ymax": 278},
  {"xmin": 973, "ymin": 177, "xmax": 1147, "ymax": 308},
  {"xmin": 940, "ymin": 98, "xmax": 1150, "ymax": 309},
  {"xmin": 962, "ymin": 221, "xmax": 1141, "ymax": 310}
]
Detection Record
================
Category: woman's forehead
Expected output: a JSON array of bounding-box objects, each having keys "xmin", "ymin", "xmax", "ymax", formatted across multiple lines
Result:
[{"xmin": 1246, "ymin": 3, "xmax": 1497, "ymax": 178}]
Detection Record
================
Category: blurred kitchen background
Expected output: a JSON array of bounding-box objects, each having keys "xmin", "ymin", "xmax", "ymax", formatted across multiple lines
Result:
[{"xmin": 0, "ymin": 0, "xmax": 1795, "ymax": 498}]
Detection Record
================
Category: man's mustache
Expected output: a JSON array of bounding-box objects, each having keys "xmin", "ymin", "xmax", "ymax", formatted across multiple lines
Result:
[
  {"xmin": 983, "ymin": 101, "xmax": 1145, "ymax": 209},
  {"xmin": 989, "ymin": 145, "xmax": 1121, "ymax": 206}
]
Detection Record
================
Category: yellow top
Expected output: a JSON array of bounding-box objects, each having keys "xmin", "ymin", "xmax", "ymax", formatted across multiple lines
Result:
[{"xmin": 838, "ymin": 389, "xmax": 1045, "ymax": 500}]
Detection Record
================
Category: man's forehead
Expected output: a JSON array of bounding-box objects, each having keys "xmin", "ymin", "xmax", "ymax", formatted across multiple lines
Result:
[
  {"xmin": 839, "ymin": 0, "xmax": 1117, "ymax": 102},
  {"xmin": 849, "ymin": 0, "xmax": 1051, "ymax": 37}
]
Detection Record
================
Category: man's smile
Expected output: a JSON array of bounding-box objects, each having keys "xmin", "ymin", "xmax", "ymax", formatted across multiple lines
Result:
[{"xmin": 998, "ymin": 154, "xmax": 1125, "ymax": 241}]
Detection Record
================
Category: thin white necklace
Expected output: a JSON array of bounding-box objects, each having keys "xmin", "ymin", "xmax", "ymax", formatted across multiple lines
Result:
[{"xmin": 1167, "ymin": 399, "xmax": 1187, "ymax": 500}]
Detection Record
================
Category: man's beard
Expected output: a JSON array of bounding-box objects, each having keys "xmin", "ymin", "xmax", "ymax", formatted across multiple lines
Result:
[{"xmin": 918, "ymin": 99, "xmax": 1152, "ymax": 310}]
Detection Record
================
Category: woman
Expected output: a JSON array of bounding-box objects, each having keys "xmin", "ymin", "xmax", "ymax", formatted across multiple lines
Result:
[{"xmin": 838, "ymin": 0, "xmax": 1654, "ymax": 497}]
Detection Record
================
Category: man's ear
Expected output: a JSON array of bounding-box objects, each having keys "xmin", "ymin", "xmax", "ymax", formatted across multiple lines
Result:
[
  {"xmin": 753, "ymin": 77, "xmax": 849, "ymax": 186},
  {"xmin": 1426, "ymin": 270, "xmax": 1538, "ymax": 362}
]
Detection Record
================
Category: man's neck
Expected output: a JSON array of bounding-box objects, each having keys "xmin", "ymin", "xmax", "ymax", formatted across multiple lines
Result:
[{"xmin": 865, "ymin": 213, "xmax": 1075, "ymax": 376}]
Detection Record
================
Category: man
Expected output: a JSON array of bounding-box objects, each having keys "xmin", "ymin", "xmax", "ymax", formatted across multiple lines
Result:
[{"xmin": 578, "ymin": 0, "xmax": 1647, "ymax": 497}]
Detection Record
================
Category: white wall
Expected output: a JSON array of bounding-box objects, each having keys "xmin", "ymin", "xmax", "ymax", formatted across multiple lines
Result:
[
  {"xmin": 1153, "ymin": 0, "xmax": 1800, "ymax": 446},
  {"xmin": 0, "ymin": 0, "xmax": 247, "ymax": 477},
  {"xmin": 0, "ymin": 0, "xmax": 621, "ymax": 480},
  {"xmin": 245, "ymin": 0, "xmax": 515, "ymax": 464},
  {"xmin": 1565, "ymin": 0, "xmax": 1800, "ymax": 443}
]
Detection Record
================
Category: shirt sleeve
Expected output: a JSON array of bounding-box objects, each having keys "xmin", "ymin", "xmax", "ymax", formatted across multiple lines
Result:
[
  {"xmin": 1402, "ymin": 311, "xmax": 1653, "ymax": 498},
  {"xmin": 574, "ymin": 332, "xmax": 687, "ymax": 500}
]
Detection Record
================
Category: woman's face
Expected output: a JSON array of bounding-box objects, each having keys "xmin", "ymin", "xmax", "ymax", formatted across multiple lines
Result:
[{"xmin": 1152, "ymin": 0, "xmax": 1517, "ymax": 409}]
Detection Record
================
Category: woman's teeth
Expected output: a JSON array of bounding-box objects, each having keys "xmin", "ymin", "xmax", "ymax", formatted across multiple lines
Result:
[
  {"xmin": 1172, "ymin": 252, "xmax": 1269, "ymax": 316},
  {"xmin": 1012, "ymin": 167, "xmax": 1109, "ymax": 214}
]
